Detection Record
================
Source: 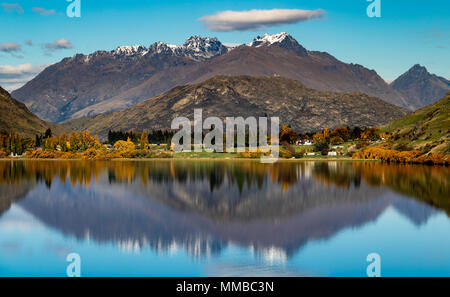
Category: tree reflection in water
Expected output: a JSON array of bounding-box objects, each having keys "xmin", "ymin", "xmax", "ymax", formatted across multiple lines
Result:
[{"xmin": 0, "ymin": 160, "xmax": 448, "ymax": 259}]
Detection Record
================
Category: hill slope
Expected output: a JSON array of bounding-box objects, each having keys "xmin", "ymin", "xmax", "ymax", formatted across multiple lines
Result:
[
  {"xmin": 391, "ymin": 64, "xmax": 450, "ymax": 109},
  {"xmin": 0, "ymin": 86, "xmax": 69, "ymax": 137},
  {"xmin": 13, "ymin": 33, "xmax": 408, "ymax": 123},
  {"xmin": 64, "ymin": 75, "xmax": 409, "ymax": 139},
  {"xmin": 383, "ymin": 93, "xmax": 450, "ymax": 154}
]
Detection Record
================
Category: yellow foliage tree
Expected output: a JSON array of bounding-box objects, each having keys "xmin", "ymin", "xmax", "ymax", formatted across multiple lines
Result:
[
  {"xmin": 313, "ymin": 132, "xmax": 327, "ymax": 145},
  {"xmin": 140, "ymin": 131, "xmax": 149, "ymax": 150},
  {"xmin": 114, "ymin": 138, "xmax": 135, "ymax": 151},
  {"xmin": 323, "ymin": 128, "xmax": 330, "ymax": 142}
]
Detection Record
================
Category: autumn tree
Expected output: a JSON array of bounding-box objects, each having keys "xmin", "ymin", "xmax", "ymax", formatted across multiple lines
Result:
[
  {"xmin": 79, "ymin": 131, "xmax": 94, "ymax": 151},
  {"xmin": 114, "ymin": 138, "xmax": 135, "ymax": 151},
  {"xmin": 280, "ymin": 125, "xmax": 298, "ymax": 144},
  {"xmin": 313, "ymin": 131, "xmax": 329, "ymax": 152},
  {"xmin": 93, "ymin": 135, "xmax": 102, "ymax": 150},
  {"xmin": 140, "ymin": 131, "xmax": 149, "ymax": 150},
  {"xmin": 0, "ymin": 132, "xmax": 34, "ymax": 155},
  {"xmin": 351, "ymin": 127, "xmax": 362, "ymax": 140},
  {"xmin": 361, "ymin": 128, "xmax": 381, "ymax": 141},
  {"xmin": 323, "ymin": 128, "xmax": 330, "ymax": 142},
  {"xmin": 57, "ymin": 134, "xmax": 69, "ymax": 152},
  {"xmin": 330, "ymin": 136, "xmax": 344, "ymax": 145},
  {"xmin": 43, "ymin": 136, "xmax": 59, "ymax": 151},
  {"xmin": 331, "ymin": 127, "xmax": 350, "ymax": 142},
  {"xmin": 44, "ymin": 128, "xmax": 52, "ymax": 139},
  {"xmin": 67, "ymin": 131, "xmax": 100, "ymax": 152}
]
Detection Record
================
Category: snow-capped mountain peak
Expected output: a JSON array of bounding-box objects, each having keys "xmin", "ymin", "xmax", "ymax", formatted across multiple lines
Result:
[
  {"xmin": 249, "ymin": 32, "xmax": 308, "ymax": 57},
  {"xmin": 148, "ymin": 42, "xmax": 178, "ymax": 55},
  {"xmin": 183, "ymin": 36, "xmax": 219, "ymax": 51},
  {"xmin": 249, "ymin": 32, "xmax": 293, "ymax": 47},
  {"xmin": 181, "ymin": 35, "xmax": 228, "ymax": 59},
  {"xmin": 113, "ymin": 45, "xmax": 149, "ymax": 57},
  {"xmin": 147, "ymin": 36, "xmax": 228, "ymax": 61},
  {"xmin": 69, "ymin": 32, "xmax": 307, "ymax": 66}
]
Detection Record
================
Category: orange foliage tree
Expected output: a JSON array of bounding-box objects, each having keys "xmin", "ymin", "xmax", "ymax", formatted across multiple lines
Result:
[
  {"xmin": 331, "ymin": 127, "xmax": 350, "ymax": 142},
  {"xmin": 353, "ymin": 147, "xmax": 447, "ymax": 165}
]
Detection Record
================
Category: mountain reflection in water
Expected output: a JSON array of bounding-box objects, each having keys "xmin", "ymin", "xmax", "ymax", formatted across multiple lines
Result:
[{"xmin": 0, "ymin": 160, "xmax": 449, "ymax": 261}]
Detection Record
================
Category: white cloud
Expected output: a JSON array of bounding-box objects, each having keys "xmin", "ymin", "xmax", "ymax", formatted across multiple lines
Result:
[
  {"xmin": 44, "ymin": 38, "xmax": 73, "ymax": 50},
  {"xmin": 0, "ymin": 42, "xmax": 21, "ymax": 53},
  {"xmin": 32, "ymin": 7, "xmax": 56, "ymax": 16},
  {"xmin": 0, "ymin": 64, "xmax": 47, "ymax": 91},
  {"xmin": 0, "ymin": 64, "xmax": 40, "ymax": 75},
  {"xmin": 1, "ymin": 3, "xmax": 23, "ymax": 14},
  {"xmin": 200, "ymin": 8, "xmax": 326, "ymax": 32}
]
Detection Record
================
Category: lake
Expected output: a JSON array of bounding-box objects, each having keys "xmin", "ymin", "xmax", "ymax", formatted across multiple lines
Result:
[{"xmin": 0, "ymin": 160, "xmax": 449, "ymax": 277}]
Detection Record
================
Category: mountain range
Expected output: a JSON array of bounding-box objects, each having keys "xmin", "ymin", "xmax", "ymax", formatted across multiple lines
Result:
[
  {"xmin": 391, "ymin": 64, "xmax": 450, "ymax": 110},
  {"xmin": 64, "ymin": 75, "xmax": 408, "ymax": 139},
  {"xmin": 0, "ymin": 86, "xmax": 68, "ymax": 137},
  {"xmin": 12, "ymin": 32, "xmax": 418, "ymax": 123}
]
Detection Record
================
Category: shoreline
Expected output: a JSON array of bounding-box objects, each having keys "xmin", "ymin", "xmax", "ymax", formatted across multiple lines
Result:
[
  {"xmin": 0, "ymin": 157, "xmax": 381, "ymax": 162},
  {"xmin": 1, "ymin": 157, "xmax": 446, "ymax": 166}
]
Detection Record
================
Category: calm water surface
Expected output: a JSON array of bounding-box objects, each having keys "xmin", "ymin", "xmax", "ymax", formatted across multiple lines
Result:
[{"xmin": 0, "ymin": 160, "xmax": 449, "ymax": 276}]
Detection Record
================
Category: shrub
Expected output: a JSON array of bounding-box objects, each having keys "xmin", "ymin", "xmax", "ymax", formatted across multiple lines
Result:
[
  {"xmin": 426, "ymin": 153, "xmax": 445, "ymax": 165},
  {"xmin": 237, "ymin": 151, "xmax": 264, "ymax": 159},
  {"xmin": 26, "ymin": 150, "xmax": 79, "ymax": 159},
  {"xmin": 82, "ymin": 148, "xmax": 97, "ymax": 159},
  {"xmin": 279, "ymin": 148, "xmax": 293, "ymax": 158},
  {"xmin": 356, "ymin": 141, "xmax": 369, "ymax": 150},
  {"xmin": 330, "ymin": 136, "xmax": 344, "ymax": 145},
  {"xmin": 134, "ymin": 150, "xmax": 172, "ymax": 158},
  {"xmin": 285, "ymin": 143, "xmax": 304, "ymax": 158},
  {"xmin": 237, "ymin": 148, "xmax": 272, "ymax": 159},
  {"xmin": 119, "ymin": 149, "xmax": 137, "ymax": 159},
  {"xmin": 292, "ymin": 151, "xmax": 304, "ymax": 158},
  {"xmin": 353, "ymin": 147, "xmax": 448, "ymax": 165},
  {"xmin": 314, "ymin": 142, "xmax": 329, "ymax": 153},
  {"xmin": 114, "ymin": 139, "xmax": 135, "ymax": 151},
  {"xmin": 396, "ymin": 150, "xmax": 422, "ymax": 163}
]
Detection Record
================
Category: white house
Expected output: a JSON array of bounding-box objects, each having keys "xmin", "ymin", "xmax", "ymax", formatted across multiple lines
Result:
[
  {"xmin": 297, "ymin": 140, "xmax": 313, "ymax": 146},
  {"xmin": 328, "ymin": 151, "xmax": 338, "ymax": 156}
]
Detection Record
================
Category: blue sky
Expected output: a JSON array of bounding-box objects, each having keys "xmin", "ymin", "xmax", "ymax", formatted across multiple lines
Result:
[{"xmin": 0, "ymin": 0, "xmax": 449, "ymax": 90}]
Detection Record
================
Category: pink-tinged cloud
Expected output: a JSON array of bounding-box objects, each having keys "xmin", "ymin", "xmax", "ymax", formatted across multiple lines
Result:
[
  {"xmin": 44, "ymin": 38, "xmax": 73, "ymax": 50},
  {"xmin": 1, "ymin": 3, "xmax": 23, "ymax": 14},
  {"xmin": 0, "ymin": 42, "xmax": 21, "ymax": 53},
  {"xmin": 32, "ymin": 7, "xmax": 56, "ymax": 16}
]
